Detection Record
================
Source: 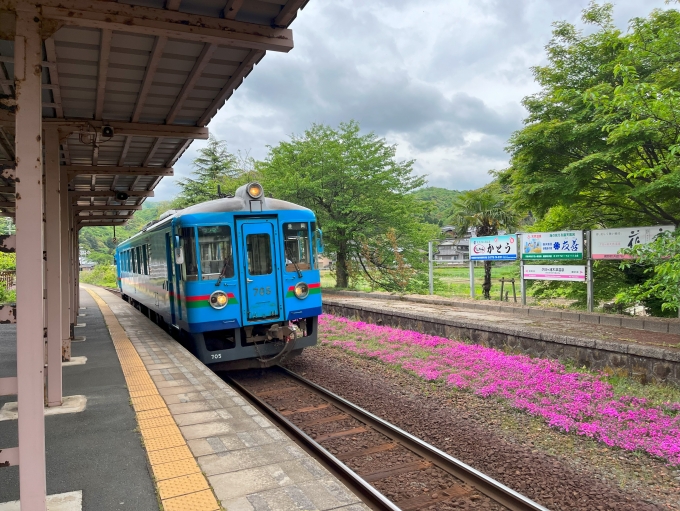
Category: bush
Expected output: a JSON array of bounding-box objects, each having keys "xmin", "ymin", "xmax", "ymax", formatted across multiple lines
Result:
[
  {"xmin": 80, "ymin": 264, "xmax": 118, "ymax": 288},
  {"xmin": 0, "ymin": 282, "xmax": 15, "ymax": 303}
]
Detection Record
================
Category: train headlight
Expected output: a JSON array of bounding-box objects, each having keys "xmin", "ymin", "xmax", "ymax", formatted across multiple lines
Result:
[
  {"xmin": 294, "ymin": 282, "xmax": 309, "ymax": 299},
  {"xmin": 209, "ymin": 290, "xmax": 228, "ymax": 309},
  {"xmin": 247, "ymin": 182, "xmax": 263, "ymax": 199}
]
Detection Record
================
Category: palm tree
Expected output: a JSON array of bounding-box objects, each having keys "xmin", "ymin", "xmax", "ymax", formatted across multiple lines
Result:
[{"xmin": 448, "ymin": 189, "xmax": 518, "ymax": 299}]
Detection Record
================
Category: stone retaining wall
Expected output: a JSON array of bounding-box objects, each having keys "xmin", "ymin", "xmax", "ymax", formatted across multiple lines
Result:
[
  {"xmin": 323, "ymin": 290, "xmax": 680, "ymax": 335},
  {"xmin": 323, "ymin": 300, "xmax": 680, "ymax": 387}
]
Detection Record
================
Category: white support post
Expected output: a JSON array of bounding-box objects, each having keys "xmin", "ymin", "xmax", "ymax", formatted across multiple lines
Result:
[
  {"xmin": 428, "ymin": 241, "xmax": 433, "ymax": 295},
  {"xmin": 45, "ymin": 128, "xmax": 62, "ymax": 406},
  {"xmin": 15, "ymin": 5, "xmax": 47, "ymax": 509},
  {"xmin": 469, "ymin": 259, "xmax": 475, "ymax": 298},
  {"xmin": 520, "ymin": 260, "xmax": 526, "ymax": 306},
  {"xmin": 586, "ymin": 230, "xmax": 593, "ymax": 313},
  {"xmin": 519, "ymin": 234, "xmax": 526, "ymax": 306},
  {"xmin": 60, "ymin": 162, "xmax": 71, "ymax": 359}
]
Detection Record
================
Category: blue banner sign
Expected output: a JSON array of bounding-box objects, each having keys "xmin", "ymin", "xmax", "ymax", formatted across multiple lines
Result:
[{"xmin": 470, "ymin": 235, "xmax": 517, "ymax": 261}]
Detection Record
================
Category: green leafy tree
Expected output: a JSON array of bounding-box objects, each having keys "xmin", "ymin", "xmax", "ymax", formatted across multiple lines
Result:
[
  {"xmin": 502, "ymin": 3, "xmax": 680, "ymax": 228},
  {"xmin": 616, "ymin": 230, "xmax": 680, "ymax": 316},
  {"xmin": 173, "ymin": 136, "xmax": 254, "ymax": 208},
  {"xmin": 447, "ymin": 188, "xmax": 518, "ymax": 299},
  {"xmin": 411, "ymin": 187, "xmax": 461, "ymax": 226},
  {"xmin": 79, "ymin": 201, "xmax": 174, "ymax": 266},
  {"xmin": 258, "ymin": 120, "xmax": 438, "ymax": 290}
]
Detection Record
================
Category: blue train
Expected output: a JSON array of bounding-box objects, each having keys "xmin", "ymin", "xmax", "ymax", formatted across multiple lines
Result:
[{"xmin": 115, "ymin": 182, "xmax": 323, "ymax": 368}]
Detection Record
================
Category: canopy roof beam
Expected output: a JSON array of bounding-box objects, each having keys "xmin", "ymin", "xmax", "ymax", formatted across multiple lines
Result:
[
  {"xmin": 69, "ymin": 190, "xmax": 154, "ymax": 198},
  {"xmin": 37, "ymin": 0, "xmax": 294, "ymax": 52},
  {"xmin": 66, "ymin": 166, "xmax": 173, "ymax": 177}
]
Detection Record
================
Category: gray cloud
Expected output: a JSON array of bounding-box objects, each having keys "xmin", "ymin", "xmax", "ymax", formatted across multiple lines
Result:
[{"xmin": 155, "ymin": 0, "xmax": 669, "ymax": 201}]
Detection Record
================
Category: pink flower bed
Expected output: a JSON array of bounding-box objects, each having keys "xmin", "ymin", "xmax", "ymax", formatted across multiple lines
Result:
[{"xmin": 319, "ymin": 314, "xmax": 680, "ymax": 464}]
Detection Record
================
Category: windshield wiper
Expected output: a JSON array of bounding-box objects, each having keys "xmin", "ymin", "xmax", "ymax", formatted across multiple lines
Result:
[
  {"xmin": 215, "ymin": 259, "xmax": 230, "ymax": 286},
  {"xmin": 285, "ymin": 246, "xmax": 303, "ymax": 278}
]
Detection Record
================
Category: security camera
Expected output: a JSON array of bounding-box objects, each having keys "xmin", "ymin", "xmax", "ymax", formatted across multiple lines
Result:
[
  {"xmin": 102, "ymin": 125, "xmax": 114, "ymax": 138},
  {"xmin": 115, "ymin": 191, "xmax": 129, "ymax": 201}
]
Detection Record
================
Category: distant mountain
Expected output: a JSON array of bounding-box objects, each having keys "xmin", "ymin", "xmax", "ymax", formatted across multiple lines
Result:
[{"xmin": 412, "ymin": 187, "xmax": 461, "ymax": 226}]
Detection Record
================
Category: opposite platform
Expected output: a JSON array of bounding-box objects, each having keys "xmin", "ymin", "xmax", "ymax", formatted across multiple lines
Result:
[{"xmin": 84, "ymin": 284, "xmax": 369, "ymax": 511}]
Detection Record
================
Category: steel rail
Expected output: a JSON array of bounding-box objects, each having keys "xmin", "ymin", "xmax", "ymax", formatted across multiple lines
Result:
[
  {"xmin": 278, "ymin": 367, "xmax": 550, "ymax": 511},
  {"xmin": 224, "ymin": 374, "xmax": 402, "ymax": 511}
]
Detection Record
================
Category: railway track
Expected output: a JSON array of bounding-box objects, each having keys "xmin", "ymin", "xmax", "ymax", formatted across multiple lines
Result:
[{"xmin": 225, "ymin": 367, "xmax": 550, "ymax": 511}]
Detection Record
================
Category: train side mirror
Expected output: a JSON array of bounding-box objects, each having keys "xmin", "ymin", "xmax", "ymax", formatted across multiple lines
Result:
[
  {"xmin": 174, "ymin": 246, "xmax": 184, "ymax": 265},
  {"xmin": 315, "ymin": 228, "xmax": 324, "ymax": 254}
]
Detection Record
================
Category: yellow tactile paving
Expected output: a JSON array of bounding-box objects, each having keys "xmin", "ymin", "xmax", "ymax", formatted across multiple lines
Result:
[
  {"xmin": 136, "ymin": 407, "xmax": 171, "ymax": 421},
  {"xmin": 144, "ymin": 434, "xmax": 187, "ymax": 452},
  {"xmin": 163, "ymin": 490, "xmax": 220, "ymax": 511},
  {"xmin": 129, "ymin": 389, "xmax": 158, "ymax": 398},
  {"xmin": 84, "ymin": 287, "xmax": 220, "ymax": 511},
  {"xmin": 147, "ymin": 445, "xmax": 194, "ymax": 466},
  {"xmin": 151, "ymin": 458, "xmax": 201, "ymax": 481},
  {"xmin": 140, "ymin": 424, "xmax": 182, "ymax": 441},
  {"xmin": 158, "ymin": 473, "xmax": 210, "ymax": 500},
  {"xmin": 138, "ymin": 415, "xmax": 177, "ymax": 430},
  {"xmin": 131, "ymin": 395, "xmax": 167, "ymax": 412}
]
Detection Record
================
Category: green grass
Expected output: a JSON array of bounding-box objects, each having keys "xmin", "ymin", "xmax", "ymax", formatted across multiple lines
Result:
[
  {"xmin": 80, "ymin": 264, "xmax": 118, "ymax": 288},
  {"xmin": 320, "ymin": 263, "xmax": 525, "ymax": 301}
]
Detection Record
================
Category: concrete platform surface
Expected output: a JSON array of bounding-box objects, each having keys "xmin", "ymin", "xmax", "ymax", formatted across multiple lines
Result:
[{"xmin": 85, "ymin": 285, "xmax": 369, "ymax": 511}]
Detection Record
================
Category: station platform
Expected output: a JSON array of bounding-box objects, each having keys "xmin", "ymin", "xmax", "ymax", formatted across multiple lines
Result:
[{"xmin": 1, "ymin": 286, "xmax": 368, "ymax": 511}]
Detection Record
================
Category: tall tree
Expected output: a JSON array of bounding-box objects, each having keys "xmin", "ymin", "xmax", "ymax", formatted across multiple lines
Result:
[
  {"xmin": 448, "ymin": 189, "xmax": 518, "ymax": 299},
  {"xmin": 502, "ymin": 4, "xmax": 680, "ymax": 229},
  {"xmin": 258, "ymin": 120, "xmax": 438, "ymax": 290},
  {"xmin": 173, "ymin": 135, "xmax": 252, "ymax": 208}
]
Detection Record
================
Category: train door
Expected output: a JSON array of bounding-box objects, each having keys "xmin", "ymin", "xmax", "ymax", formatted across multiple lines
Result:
[
  {"xmin": 237, "ymin": 220, "xmax": 283, "ymax": 324},
  {"xmin": 164, "ymin": 233, "xmax": 177, "ymax": 325}
]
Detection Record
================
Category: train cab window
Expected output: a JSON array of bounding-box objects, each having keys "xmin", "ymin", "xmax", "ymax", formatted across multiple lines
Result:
[
  {"xmin": 180, "ymin": 227, "xmax": 198, "ymax": 281},
  {"xmin": 283, "ymin": 222, "xmax": 311, "ymax": 272},
  {"xmin": 246, "ymin": 234, "xmax": 272, "ymax": 275},
  {"xmin": 198, "ymin": 226, "xmax": 233, "ymax": 280}
]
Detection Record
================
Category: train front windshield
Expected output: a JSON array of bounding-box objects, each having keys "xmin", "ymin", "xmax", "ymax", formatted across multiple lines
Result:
[{"xmin": 284, "ymin": 222, "xmax": 311, "ymax": 271}]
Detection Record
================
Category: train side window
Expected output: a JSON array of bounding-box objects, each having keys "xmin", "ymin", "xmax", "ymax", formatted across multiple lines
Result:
[
  {"xmin": 142, "ymin": 245, "xmax": 149, "ymax": 275},
  {"xmin": 181, "ymin": 227, "xmax": 198, "ymax": 281},
  {"xmin": 198, "ymin": 225, "xmax": 233, "ymax": 280},
  {"xmin": 283, "ymin": 222, "xmax": 311, "ymax": 272},
  {"xmin": 246, "ymin": 233, "xmax": 272, "ymax": 275}
]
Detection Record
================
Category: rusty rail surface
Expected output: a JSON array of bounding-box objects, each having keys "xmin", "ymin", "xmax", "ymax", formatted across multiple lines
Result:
[{"xmin": 226, "ymin": 367, "xmax": 550, "ymax": 511}]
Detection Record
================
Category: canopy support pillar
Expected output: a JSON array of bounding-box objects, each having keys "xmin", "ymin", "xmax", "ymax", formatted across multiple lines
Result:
[{"xmin": 14, "ymin": 4, "xmax": 47, "ymax": 509}]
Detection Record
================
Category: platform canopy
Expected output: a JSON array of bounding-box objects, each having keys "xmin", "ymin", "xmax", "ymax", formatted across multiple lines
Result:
[{"xmin": 0, "ymin": 0, "xmax": 309, "ymax": 227}]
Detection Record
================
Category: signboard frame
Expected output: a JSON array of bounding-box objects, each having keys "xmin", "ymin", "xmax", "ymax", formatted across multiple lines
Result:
[
  {"xmin": 591, "ymin": 225, "xmax": 675, "ymax": 260},
  {"xmin": 520, "ymin": 231, "xmax": 584, "ymax": 260},
  {"xmin": 469, "ymin": 234, "xmax": 517, "ymax": 261},
  {"xmin": 523, "ymin": 264, "xmax": 586, "ymax": 282}
]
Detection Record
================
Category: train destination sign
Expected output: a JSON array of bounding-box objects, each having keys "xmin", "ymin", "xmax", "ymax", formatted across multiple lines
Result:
[
  {"xmin": 591, "ymin": 225, "xmax": 675, "ymax": 260},
  {"xmin": 523, "ymin": 265, "xmax": 586, "ymax": 282},
  {"xmin": 470, "ymin": 234, "xmax": 517, "ymax": 261},
  {"xmin": 521, "ymin": 231, "xmax": 583, "ymax": 260}
]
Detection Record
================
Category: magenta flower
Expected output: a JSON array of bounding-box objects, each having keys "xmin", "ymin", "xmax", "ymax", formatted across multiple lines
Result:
[{"xmin": 319, "ymin": 314, "xmax": 680, "ymax": 465}]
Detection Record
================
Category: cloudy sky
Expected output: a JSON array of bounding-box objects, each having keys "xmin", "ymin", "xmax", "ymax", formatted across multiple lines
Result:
[{"xmin": 154, "ymin": 0, "xmax": 669, "ymax": 201}]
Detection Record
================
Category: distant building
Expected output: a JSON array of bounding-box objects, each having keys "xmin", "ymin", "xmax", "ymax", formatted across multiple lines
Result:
[
  {"xmin": 80, "ymin": 261, "xmax": 96, "ymax": 272},
  {"xmin": 433, "ymin": 226, "xmax": 472, "ymax": 263}
]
